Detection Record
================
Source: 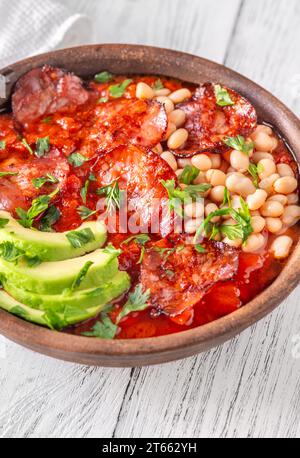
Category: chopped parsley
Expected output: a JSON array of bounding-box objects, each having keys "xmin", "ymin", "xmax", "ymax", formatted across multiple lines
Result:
[
  {"xmin": 0, "ymin": 171, "xmax": 18, "ymax": 178},
  {"xmin": 161, "ymin": 179, "xmax": 211, "ymax": 216},
  {"xmin": 35, "ymin": 137, "xmax": 50, "ymax": 158},
  {"xmin": 0, "ymin": 140, "xmax": 6, "ymax": 150},
  {"xmin": 195, "ymin": 197, "xmax": 253, "ymax": 244},
  {"xmin": 102, "ymin": 244, "xmax": 122, "ymax": 257},
  {"xmin": 214, "ymin": 84, "xmax": 234, "ymax": 107},
  {"xmin": 122, "ymin": 234, "xmax": 151, "ymax": 264},
  {"xmin": 21, "ymin": 138, "xmax": 34, "ymax": 155},
  {"xmin": 109, "ymin": 79, "xmax": 133, "ymax": 98},
  {"xmin": 97, "ymin": 182, "xmax": 124, "ymax": 214},
  {"xmin": 68, "ymin": 152, "xmax": 87, "ymax": 168},
  {"xmin": 16, "ymin": 188, "xmax": 59, "ymax": 229},
  {"xmin": 178, "ymin": 165, "xmax": 200, "ymax": 185},
  {"xmin": 97, "ymin": 97, "xmax": 108, "ymax": 104},
  {"xmin": 195, "ymin": 244, "xmax": 206, "ymax": 253},
  {"xmin": 82, "ymin": 314, "xmax": 117, "ymax": 339},
  {"xmin": 39, "ymin": 206, "xmax": 61, "ymax": 232},
  {"xmin": 32, "ymin": 173, "xmax": 58, "ymax": 189},
  {"xmin": 248, "ymin": 163, "xmax": 264, "ymax": 188},
  {"xmin": 116, "ymin": 284, "xmax": 151, "ymax": 324},
  {"xmin": 153, "ymin": 79, "xmax": 164, "ymax": 90},
  {"xmin": 80, "ymin": 179, "xmax": 89, "ymax": 204},
  {"xmin": 222, "ymin": 187, "xmax": 232, "ymax": 207},
  {"xmin": 66, "ymin": 228, "xmax": 95, "ymax": 249},
  {"xmin": 0, "ymin": 218, "xmax": 9, "ymax": 228},
  {"xmin": 71, "ymin": 261, "xmax": 94, "ymax": 291},
  {"xmin": 94, "ymin": 71, "xmax": 114, "ymax": 83},
  {"xmin": 223, "ymin": 135, "xmax": 254, "ymax": 155},
  {"xmin": 77, "ymin": 206, "xmax": 97, "ymax": 221}
]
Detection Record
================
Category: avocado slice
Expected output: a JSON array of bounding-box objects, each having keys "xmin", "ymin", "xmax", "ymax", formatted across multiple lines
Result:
[
  {"xmin": 3, "ymin": 271, "xmax": 130, "ymax": 313},
  {"xmin": 0, "ymin": 272, "xmax": 129, "ymax": 330},
  {"xmin": 0, "ymin": 248, "xmax": 120, "ymax": 294},
  {"xmin": 0, "ymin": 211, "xmax": 107, "ymax": 261}
]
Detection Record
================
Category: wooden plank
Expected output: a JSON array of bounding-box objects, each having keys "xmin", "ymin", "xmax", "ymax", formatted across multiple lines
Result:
[{"xmin": 63, "ymin": 0, "xmax": 242, "ymax": 63}]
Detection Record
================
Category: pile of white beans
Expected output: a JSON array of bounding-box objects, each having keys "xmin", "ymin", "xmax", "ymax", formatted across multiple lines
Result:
[{"xmin": 136, "ymin": 82, "xmax": 300, "ymax": 260}]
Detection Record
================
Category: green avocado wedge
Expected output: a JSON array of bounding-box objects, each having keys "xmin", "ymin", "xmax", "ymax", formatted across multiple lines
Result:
[
  {"xmin": 0, "ymin": 248, "xmax": 120, "ymax": 294},
  {"xmin": 0, "ymin": 211, "xmax": 107, "ymax": 261},
  {"xmin": 0, "ymin": 273, "xmax": 129, "ymax": 330},
  {"xmin": 3, "ymin": 271, "xmax": 130, "ymax": 313}
]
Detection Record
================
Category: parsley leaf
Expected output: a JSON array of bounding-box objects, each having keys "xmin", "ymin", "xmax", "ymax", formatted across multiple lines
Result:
[
  {"xmin": 161, "ymin": 179, "xmax": 211, "ymax": 216},
  {"xmin": 68, "ymin": 152, "xmax": 87, "ymax": 168},
  {"xmin": 94, "ymin": 71, "xmax": 114, "ymax": 83},
  {"xmin": 214, "ymin": 84, "xmax": 234, "ymax": 107},
  {"xmin": 16, "ymin": 188, "xmax": 59, "ymax": 229},
  {"xmin": 97, "ymin": 182, "xmax": 124, "ymax": 214},
  {"xmin": 122, "ymin": 234, "xmax": 151, "ymax": 264},
  {"xmin": 0, "ymin": 218, "xmax": 9, "ymax": 228},
  {"xmin": 153, "ymin": 246, "xmax": 176, "ymax": 261},
  {"xmin": 195, "ymin": 243, "xmax": 206, "ymax": 253},
  {"xmin": 81, "ymin": 179, "xmax": 89, "ymax": 204},
  {"xmin": 153, "ymin": 79, "xmax": 164, "ymax": 90},
  {"xmin": 248, "ymin": 163, "xmax": 264, "ymax": 188},
  {"xmin": 42, "ymin": 116, "xmax": 53, "ymax": 124},
  {"xmin": 0, "ymin": 171, "xmax": 18, "ymax": 178},
  {"xmin": 109, "ymin": 79, "xmax": 133, "ymax": 98},
  {"xmin": 39, "ymin": 206, "xmax": 61, "ymax": 232},
  {"xmin": 194, "ymin": 197, "xmax": 253, "ymax": 243},
  {"xmin": 122, "ymin": 234, "xmax": 151, "ymax": 246},
  {"xmin": 0, "ymin": 242, "xmax": 24, "ymax": 263},
  {"xmin": 97, "ymin": 97, "xmax": 108, "ymax": 104},
  {"xmin": 0, "ymin": 140, "xmax": 6, "ymax": 150},
  {"xmin": 222, "ymin": 187, "xmax": 232, "ymax": 207},
  {"xmin": 35, "ymin": 137, "xmax": 50, "ymax": 158},
  {"xmin": 77, "ymin": 206, "xmax": 97, "ymax": 221},
  {"xmin": 66, "ymin": 228, "xmax": 95, "ymax": 248},
  {"xmin": 71, "ymin": 261, "xmax": 94, "ymax": 291},
  {"xmin": 220, "ymin": 223, "xmax": 244, "ymax": 241},
  {"xmin": 102, "ymin": 244, "xmax": 122, "ymax": 257},
  {"xmin": 32, "ymin": 173, "xmax": 58, "ymax": 189},
  {"xmin": 82, "ymin": 314, "xmax": 117, "ymax": 339},
  {"xmin": 178, "ymin": 165, "xmax": 200, "ymax": 185},
  {"xmin": 21, "ymin": 138, "xmax": 34, "ymax": 155},
  {"xmin": 223, "ymin": 135, "xmax": 254, "ymax": 155},
  {"xmin": 117, "ymin": 284, "xmax": 151, "ymax": 324}
]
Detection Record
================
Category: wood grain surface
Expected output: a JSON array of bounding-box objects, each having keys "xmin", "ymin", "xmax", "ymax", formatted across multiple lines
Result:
[{"xmin": 0, "ymin": 0, "xmax": 300, "ymax": 438}]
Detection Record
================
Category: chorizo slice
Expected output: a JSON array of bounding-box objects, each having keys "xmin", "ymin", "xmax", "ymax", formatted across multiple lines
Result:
[
  {"xmin": 0, "ymin": 150, "xmax": 69, "ymax": 199},
  {"xmin": 141, "ymin": 239, "xmax": 239, "ymax": 316},
  {"xmin": 174, "ymin": 82, "xmax": 257, "ymax": 156},
  {"xmin": 12, "ymin": 66, "xmax": 90, "ymax": 127},
  {"xmin": 94, "ymin": 144, "xmax": 176, "ymax": 237},
  {"xmin": 79, "ymin": 98, "xmax": 167, "ymax": 157}
]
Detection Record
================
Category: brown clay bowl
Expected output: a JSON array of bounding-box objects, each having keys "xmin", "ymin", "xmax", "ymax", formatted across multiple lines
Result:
[{"xmin": 0, "ymin": 44, "xmax": 299, "ymax": 367}]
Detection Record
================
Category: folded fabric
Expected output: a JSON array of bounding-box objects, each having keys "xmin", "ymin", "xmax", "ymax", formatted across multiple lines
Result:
[{"xmin": 0, "ymin": 0, "xmax": 93, "ymax": 68}]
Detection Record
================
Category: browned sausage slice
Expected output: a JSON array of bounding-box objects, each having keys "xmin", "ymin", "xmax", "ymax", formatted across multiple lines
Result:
[
  {"xmin": 174, "ymin": 82, "xmax": 257, "ymax": 156},
  {"xmin": 79, "ymin": 98, "xmax": 167, "ymax": 157},
  {"xmin": 141, "ymin": 239, "xmax": 239, "ymax": 316},
  {"xmin": 94, "ymin": 144, "xmax": 176, "ymax": 237},
  {"xmin": 12, "ymin": 66, "xmax": 90, "ymax": 127}
]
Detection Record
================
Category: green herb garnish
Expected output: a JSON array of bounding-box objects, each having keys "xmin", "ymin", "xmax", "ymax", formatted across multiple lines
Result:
[
  {"xmin": 71, "ymin": 261, "xmax": 94, "ymax": 291},
  {"xmin": 222, "ymin": 187, "xmax": 232, "ymax": 207},
  {"xmin": 66, "ymin": 228, "xmax": 95, "ymax": 249},
  {"xmin": 77, "ymin": 206, "xmax": 97, "ymax": 221},
  {"xmin": 153, "ymin": 79, "xmax": 164, "ymax": 90},
  {"xmin": 95, "ymin": 71, "xmax": 114, "ymax": 83},
  {"xmin": 223, "ymin": 135, "xmax": 254, "ymax": 155},
  {"xmin": 122, "ymin": 234, "xmax": 151, "ymax": 264},
  {"xmin": 80, "ymin": 179, "xmax": 89, "ymax": 204},
  {"xmin": 68, "ymin": 152, "xmax": 87, "ymax": 168},
  {"xmin": 21, "ymin": 138, "xmax": 34, "ymax": 155},
  {"xmin": 97, "ymin": 97, "xmax": 108, "ymax": 104},
  {"xmin": 39, "ymin": 206, "xmax": 61, "ymax": 232},
  {"xmin": 195, "ymin": 244, "xmax": 206, "ymax": 253},
  {"xmin": 248, "ymin": 163, "xmax": 264, "ymax": 188},
  {"xmin": 32, "ymin": 173, "xmax": 58, "ymax": 189},
  {"xmin": 35, "ymin": 137, "xmax": 50, "ymax": 158},
  {"xmin": 0, "ymin": 218, "xmax": 9, "ymax": 228},
  {"xmin": 0, "ymin": 140, "xmax": 6, "ymax": 150},
  {"xmin": 117, "ymin": 284, "xmax": 151, "ymax": 324},
  {"xmin": 214, "ymin": 84, "xmax": 234, "ymax": 107},
  {"xmin": 82, "ymin": 314, "xmax": 117, "ymax": 339},
  {"xmin": 109, "ymin": 79, "xmax": 133, "ymax": 98},
  {"xmin": 178, "ymin": 165, "xmax": 200, "ymax": 185},
  {"xmin": 97, "ymin": 182, "xmax": 124, "ymax": 214},
  {"xmin": 16, "ymin": 188, "xmax": 59, "ymax": 229},
  {"xmin": 0, "ymin": 171, "xmax": 18, "ymax": 178}
]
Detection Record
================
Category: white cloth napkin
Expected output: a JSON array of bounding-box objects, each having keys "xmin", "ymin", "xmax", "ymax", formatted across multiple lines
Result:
[{"xmin": 0, "ymin": 0, "xmax": 93, "ymax": 69}]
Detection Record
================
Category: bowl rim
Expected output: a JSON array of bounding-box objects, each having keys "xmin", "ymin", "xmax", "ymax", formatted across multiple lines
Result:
[{"xmin": 0, "ymin": 43, "xmax": 299, "ymax": 367}]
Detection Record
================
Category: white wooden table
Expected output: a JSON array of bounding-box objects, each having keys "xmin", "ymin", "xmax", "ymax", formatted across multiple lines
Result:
[{"xmin": 0, "ymin": 0, "xmax": 300, "ymax": 438}]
